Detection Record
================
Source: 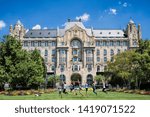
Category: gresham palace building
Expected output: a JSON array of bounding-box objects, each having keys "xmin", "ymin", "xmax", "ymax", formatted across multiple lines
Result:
[{"xmin": 9, "ymin": 19, "xmax": 141, "ymax": 85}]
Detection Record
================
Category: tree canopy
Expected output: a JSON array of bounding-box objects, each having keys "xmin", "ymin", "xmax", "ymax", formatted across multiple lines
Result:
[{"xmin": 0, "ymin": 36, "xmax": 46, "ymax": 90}]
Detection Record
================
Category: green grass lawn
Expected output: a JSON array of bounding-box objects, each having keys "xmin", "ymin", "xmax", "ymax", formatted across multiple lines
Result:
[{"xmin": 0, "ymin": 90, "xmax": 150, "ymax": 100}]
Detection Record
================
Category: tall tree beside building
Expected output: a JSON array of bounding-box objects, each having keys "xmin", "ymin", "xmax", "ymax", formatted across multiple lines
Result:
[{"xmin": 0, "ymin": 36, "xmax": 45, "ymax": 89}]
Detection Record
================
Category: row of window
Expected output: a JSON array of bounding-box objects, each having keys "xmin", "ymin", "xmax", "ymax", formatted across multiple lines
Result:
[
  {"xmin": 23, "ymin": 41, "xmax": 56, "ymax": 47},
  {"xmin": 97, "ymin": 49, "xmax": 125, "ymax": 56},
  {"xmin": 43, "ymin": 49, "xmax": 124, "ymax": 57},
  {"xmin": 49, "ymin": 64, "xmax": 105, "ymax": 72},
  {"xmin": 96, "ymin": 41, "xmax": 128, "ymax": 46},
  {"xmin": 24, "ymin": 40, "xmax": 129, "ymax": 47},
  {"xmin": 38, "ymin": 49, "xmax": 56, "ymax": 56},
  {"xmin": 44, "ymin": 56, "xmax": 56, "ymax": 63},
  {"xmin": 97, "ymin": 57, "xmax": 114, "ymax": 63}
]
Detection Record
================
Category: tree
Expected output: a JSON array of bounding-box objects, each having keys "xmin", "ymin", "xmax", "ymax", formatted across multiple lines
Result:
[
  {"xmin": 0, "ymin": 36, "xmax": 46, "ymax": 90},
  {"xmin": 94, "ymin": 75, "xmax": 106, "ymax": 84},
  {"xmin": 107, "ymin": 50, "xmax": 136, "ymax": 88},
  {"xmin": 48, "ymin": 75, "xmax": 60, "ymax": 88}
]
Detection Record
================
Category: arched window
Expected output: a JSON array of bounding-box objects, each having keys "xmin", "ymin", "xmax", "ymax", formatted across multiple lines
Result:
[
  {"xmin": 60, "ymin": 75, "xmax": 66, "ymax": 82},
  {"xmin": 104, "ymin": 57, "xmax": 107, "ymax": 63},
  {"xmin": 104, "ymin": 49, "xmax": 107, "ymax": 56}
]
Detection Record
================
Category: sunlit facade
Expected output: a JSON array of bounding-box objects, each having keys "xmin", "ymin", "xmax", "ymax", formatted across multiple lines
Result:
[{"xmin": 10, "ymin": 19, "xmax": 141, "ymax": 85}]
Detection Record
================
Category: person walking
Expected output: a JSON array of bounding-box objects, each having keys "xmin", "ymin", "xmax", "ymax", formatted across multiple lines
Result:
[
  {"xmin": 102, "ymin": 80, "xmax": 107, "ymax": 94},
  {"xmin": 57, "ymin": 82, "xmax": 62, "ymax": 98},
  {"xmin": 92, "ymin": 81, "xmax": 97, "ymax": 95},
  {"xmin": 85, "ymin": 82, "xmax": 89, "ymax": 96},
  {"xmin": 63, "ymin": 82, "xmax": 68, "ymax": 94},
  {"xmin": 78, "ymin": 81, "xmax": 84, "ymax": 96},
  {"xmin": 70, "ymin": 82, "xmax": 74, "ymax": 92}
]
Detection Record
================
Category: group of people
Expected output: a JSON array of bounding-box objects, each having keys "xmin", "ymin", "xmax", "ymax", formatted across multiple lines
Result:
[{"xmin": 57, "ymin": 80, "xmax": 107, "ymax": 98}]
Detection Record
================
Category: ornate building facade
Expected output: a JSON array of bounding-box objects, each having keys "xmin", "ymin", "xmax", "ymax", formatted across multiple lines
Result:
[{"xmin": 9, "ymin": 19, "xmax": 141, "ymax": 85}]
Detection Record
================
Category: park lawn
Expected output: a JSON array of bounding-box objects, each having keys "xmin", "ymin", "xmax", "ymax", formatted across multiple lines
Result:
[{"xmin": 0, "ymin": 91, "xmax": 150, "ymax": 100}]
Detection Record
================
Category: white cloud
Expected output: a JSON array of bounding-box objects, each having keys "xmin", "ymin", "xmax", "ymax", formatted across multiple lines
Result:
[
  {"xmin": 43, "ymin": 27, "xmax": 48, "ymax": 29},
  {"xmin": 76, "ymin": 13, "xmax": 90, "ymax": 22},
  {"xmin": 0, "ymin": 20, "xmax": 6, "ymax": 30},
  {"xmin": 32, "ymin": 24, "xmax": 41, "ymax": 29},
  {"xmin": 109, "ymin": 8, "xmax": 117, "ymax": 15},
  {"xmin": 123, "ymin": 2, "xmax": 128, "ymax": 7},
  {"xmin": 118, "ymin": 1, "xmax": 122, "ymax": 5}
]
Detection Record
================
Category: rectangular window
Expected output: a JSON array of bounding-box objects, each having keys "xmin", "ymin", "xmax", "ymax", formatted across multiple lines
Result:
[
  {"xmin": 52, "ymin": 50, "xmax": 56, "ymax": 55},
  {"xmin": 87, "ymin": 64, "xmax": 92, "ymax": 72},
  {"xmin": 96, "ymin": 41, "xmax": 99, "ymax": 46},
  {"xmin": 45, "ymin": 50, "xmax": 48, "ymax": 56},
  {"xmin": 110, "ymin": 41, "xmax": 114, "ymax": 46},
  {"xmin": 97, "ymin": 50, "xmax": 100, "ymax": 56},
  {"xmin": 103, "ymin": 41, "xmax": 107, "ymax": 46},
  {"xmin": 51, "ymin": 65, "xmax": 55, "ymax": 71},
  {"xmin": 52, "ymin": 57, "xmax": 56, "ymax": 62},
  {"xmin": 38, "ymin": 41, "xmax": 41, "ymax": 47},
  {"xmin": 24, "ymin": 41, "xmax": 28, "ymax": 47},
  {"xmin": 97, "ymin": 57, "xmax": 100, "ymax": 62},
  {"xmin": 72, "ymin": 57, "xmax": 78, "ymax": 62},
  {"xmin": 52, "ymin": 41, "xmax": 56, "ymax": 46},
  {"xmin": 45, "ymin": 41, "xmax": 48, "ymax": 47},
  {"xmin": 123, "ymin": 41, "xmax": 128, "ymax": 46},
  {"xmin": 61, "ymin": 42, "xmax": 65, "ymax": 46},
  {"xmin": 86, "ymin": 57, "xmax": 93, "ymax": 62},
  {"xmin": 73, "ymin": 50, "xmax": 77, "ymax": 55},
  {"xmin": 100, "ymin": 41, "xmax": 103, "ymax": 46},
  {"xmin": 117, "ymin": 41, "xmax": 120, "ymax": 46},
  {"xmin": 60, "ymin": 50, "xmax": 66, "ymax": 54},
  {"xmin": 107, "ymin": 41, "xmax": 110, "ymax": 46},
  {"xmin": 31, "ymin": 41, "xmax": 35, "ymax": 47},
  {"xmin": 60, "ymin": 65, "xmax": 65, "ymax": 72},
  {"xmin": 86, "ymin": 50, "xmax": 92, "ymax": 54}
]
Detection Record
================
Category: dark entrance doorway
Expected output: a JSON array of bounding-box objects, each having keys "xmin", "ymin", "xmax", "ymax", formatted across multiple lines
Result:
[
  {"xmin": 71, "ymin": 73, "xmax": 82, "ymax": 86},
  {"xmin": 87, "ymin": 74, "xmax": 93, "ymax": 86}
]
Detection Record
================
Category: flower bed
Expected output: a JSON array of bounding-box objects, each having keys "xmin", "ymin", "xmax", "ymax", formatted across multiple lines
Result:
[{"xmin": 0, "ymin": 89, "xmax": 56, "ymax": 96}]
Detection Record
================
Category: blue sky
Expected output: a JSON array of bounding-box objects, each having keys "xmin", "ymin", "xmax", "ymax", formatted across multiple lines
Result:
[{"xmin": 0, "ymin": 0, "xmax": 150, "ymax": 39}]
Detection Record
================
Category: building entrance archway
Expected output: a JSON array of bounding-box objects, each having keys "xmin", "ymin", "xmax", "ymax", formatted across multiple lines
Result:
[
  {"xmin": 71, "ymin": 73, "xmax": 82, "ymax": 86},
  {"xmin": 87, "ymin": 74, "xmax": 93, "ymax": 86}
]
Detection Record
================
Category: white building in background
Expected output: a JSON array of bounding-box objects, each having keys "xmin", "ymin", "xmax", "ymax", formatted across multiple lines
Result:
[{"xmin": 9, "ymin": 19, "xmax": 141, "ymax": 85}]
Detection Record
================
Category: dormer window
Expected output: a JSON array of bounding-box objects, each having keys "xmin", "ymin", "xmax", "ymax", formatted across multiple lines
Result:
[
  {"xmin": 109, "ymin": 32, "xmax": 111, "ymax": 34},
  {"xmin": 39, "ymin": 32, "xmax": 42, "ymax": 35},
  {"xmin": 48, "ymin": 32, "xmax": 50, "ymax": 35},
  {"xmin": 100, "ymin": 32, "xmax": 102, "ymax": 34},
  {"xmin": 30, "ymin": 32, "xmax": 32, "ymax": 35},
  {"xmin": 117, "ymin": 32, "xmax": 120, "ymax": 34}
]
